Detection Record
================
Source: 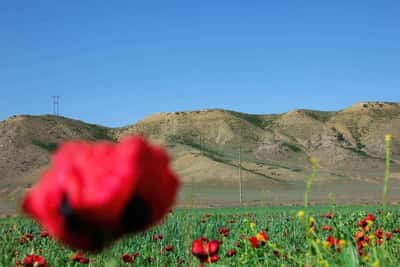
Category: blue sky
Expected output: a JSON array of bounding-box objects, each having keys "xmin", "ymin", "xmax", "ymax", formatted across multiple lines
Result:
[{"xmin": 1, "ymin": 1, "xmax": 399, "ymax": 127}]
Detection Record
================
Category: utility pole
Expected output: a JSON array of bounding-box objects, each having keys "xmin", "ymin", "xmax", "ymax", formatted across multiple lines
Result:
[
  {"xmin": 52, "ymin": 96, "xmax": 59, "ymax": 116},
  {"xmin": 238, "ymin": 126, "xmax": 243, "ymax": 205},
  {"xmin": 199, "ymin": 135, "xmax": 203, "ymax": 155}
]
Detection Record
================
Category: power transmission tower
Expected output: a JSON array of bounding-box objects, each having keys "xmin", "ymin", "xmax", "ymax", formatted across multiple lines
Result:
[{"xmin": 52, "ymin": 96, "xmax": 60, "ymax": 116}]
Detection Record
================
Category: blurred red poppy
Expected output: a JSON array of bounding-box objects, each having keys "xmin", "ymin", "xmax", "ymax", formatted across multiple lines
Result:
[
  {"xmin": 358, "ymin": 213, "xmax": 375, "ymax": 232},
  {"xmin": 227, "ymin": 249, "xmax": 236, "ymax": 257},
  {"xmin": 121, "ymin": 254, "xmax": 133, "ymax": 263},
  {"xmin": 23, "ymin": 254, "xmax": 47, "ymax": 267},
  {"xmin": 248, "ymin": 230, "xmax": 268, "ymax": 248},
  {"xmin": 326, "ymin": 235, "xmax": 336, "ymax": 248},
  {"xmin": 40, "ymin": 231, "xmax": 49, "ymax": 238},
  {"xmin": 326, "ymin": 212, "xmax": 334, "ymax": 219},
  {"xmin": 153, "ymin": 234, "xmax": 163, "ymax": 241},
  {"xmin": 322, "ymin": 225, "xmax": 333, "ymax": 231},
  {"xmin": 71, "ymin": 251, "xmax": 89, "ymax": 264},
  {"xmin": 219, "ymin": 227, "xmax": 230, "ymax": 237},
  {"xmin": 192, "ymin": 237, "xmax": 220, "ymax": 264},
  {"xmin": 386, "ymin": 232, "xmax": 392, "ymax": 240},
  {"xmin": 22, "ymin": 136, "xmax": 180, "ymax": 251},
  {"xmin": 19, "ymin": 233, "xmax": 34, "ymax": 244},
  {"xmin": 164, "ymin": 245, "xmax": 174, "ymax": 252}
]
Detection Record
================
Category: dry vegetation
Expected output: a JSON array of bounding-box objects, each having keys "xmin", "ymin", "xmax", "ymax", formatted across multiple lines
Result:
[{"xmin": 1, "ymin": 101, "xmax": 400, "ymax": 215}]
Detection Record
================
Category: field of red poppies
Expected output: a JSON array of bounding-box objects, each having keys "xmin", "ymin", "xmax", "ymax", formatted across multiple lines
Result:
[{"xmin": 1, "ymin": 205, "xmax": 399, "ymax": 267}]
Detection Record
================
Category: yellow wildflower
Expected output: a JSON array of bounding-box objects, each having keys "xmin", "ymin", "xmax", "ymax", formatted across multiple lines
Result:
[
  {"xmin": 297, "ymin": 210, "xmax": 305, "ymax": 218},
  {"xmin": 338, "ymin": 239, "xmax": 346, "ymax": 248},
  {"xmin": 319, "ymin": 259, "xmax": 330, "ymax": 267},
  {"xmin": 322, "ymin": 241, "xmax": 331, "ymax": 250}
]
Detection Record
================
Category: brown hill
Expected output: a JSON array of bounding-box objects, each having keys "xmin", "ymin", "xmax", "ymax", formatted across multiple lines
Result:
[
  {"xmin": 0, "ymin": 114, "xmax": 114, "ymax": 214},
  {"xmin": 1, "ymin": 101, "xmax": 400, "ymax": 214}
]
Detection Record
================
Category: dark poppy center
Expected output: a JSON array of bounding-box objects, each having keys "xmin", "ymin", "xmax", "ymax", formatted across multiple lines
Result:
[
  {"xmin": 59, "ymin": 193, "xmax": 152, "ymax": 251},
  {"xmin": 122, "ymin": 194, "xmax": 152, "ymax": 233},
  {"xmin": 59, "ymin": 195, "xmax": 113, "ymax": 251}
]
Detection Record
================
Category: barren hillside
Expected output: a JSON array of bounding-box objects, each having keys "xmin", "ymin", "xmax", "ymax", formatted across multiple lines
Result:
[{"xmin": 1, "ymin": 101, "xmax": 400, "ymax": 214}]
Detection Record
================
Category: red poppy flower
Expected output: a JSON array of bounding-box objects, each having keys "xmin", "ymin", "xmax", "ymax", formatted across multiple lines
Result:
[
  {"xmin": 22, "ymin": 136, "xmax": 180, "ymax": 252},
  {"xmin": 121, "ymin": 254, "xmax": 133, "ymax": 263},
  {"xmin": 165, "ymin": 245, "xmax": 174, "ymax": 252},
  {"xmin": 219, "ymin": 227, "xmax": 230, "ymax": 237},
  {"xmin": 227, "ymin": 249, "xmax": 236, "ymax": 257},
  {"xmin": 386, "ymin": 232, "xmax": 392, "ymax": 240},
  {"xmin": 326, "ymin": 212, "xmax": 334, "ymax": 219},
  {"xmin": 248, "ymin": 230, "xmax": 268, "ymax": 248},
  {"xmin": 191, "ymin": 237, "xmax": 220, "ymax": 264},
  {"xmin": 19, "ymin": 233, "xmax": 34, "ymax": 244},
  {"xmin": 374, "ymin": 229, "xmax": 384, "ymax": 240},
  {"xmin": 40, "ymin": 231, "xmax": 49, "ymax": 238},
  {"xmin": 357, "ymin": 214, "xmax": 375, "ymax": 232},
  {"xmin": 23, "ymin": 254, "xmax": 47, "ymax": 267},
  {"xmin": 71, "ymin": 251, "xmax": 90, "ymax": 264},
  {"xmin": 326, "ymin": 236, "xmax": 336, "ymax": 248},
  {"xmin": 322, "ymin": 225, "xmax": 333, "ymax": 231},
  {"xmin": 153, "ymin": 234, "xmax": 163, "ymax": 241},
  {"xmin": 354, "ymin": 231, "xmax": 370, "ymax": 256},
  {"xmin": 366, "ymin": 214, "xmax": 375, "ymax": 221}
]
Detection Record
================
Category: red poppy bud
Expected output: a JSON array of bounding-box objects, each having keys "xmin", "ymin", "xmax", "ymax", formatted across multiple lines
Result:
[{"xmin": 22, "ymin": 136, "xmax": 180, "ymax": 251}]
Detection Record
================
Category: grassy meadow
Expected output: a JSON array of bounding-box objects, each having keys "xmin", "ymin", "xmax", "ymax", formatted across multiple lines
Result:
[
  {"xmin": 1, "ymin": 205, "xmax": 400, "ymax": 267},
  {"xmin": 0, "ymin": 135, "xmax": 398, "ymax": 267}
]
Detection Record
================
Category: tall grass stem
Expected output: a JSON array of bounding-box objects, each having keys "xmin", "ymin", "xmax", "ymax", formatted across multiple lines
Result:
[
  {"xmin": 304, "ymin": 157, "xmax": 318, "ymax": 208},
  {"xmin": 383, "ymin": 134, "xmax": 392, "ymax": 208}
]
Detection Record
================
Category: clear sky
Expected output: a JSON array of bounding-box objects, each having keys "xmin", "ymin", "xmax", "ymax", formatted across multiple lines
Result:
[{"xmin": 1, "ymin": 1, "xmax": 399, "ymax": 127}]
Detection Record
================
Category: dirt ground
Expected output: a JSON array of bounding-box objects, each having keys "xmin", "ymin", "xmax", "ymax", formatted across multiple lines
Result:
[{"xmin": 177, "ymin": 179, "xmax": 400, "ymax": 208}]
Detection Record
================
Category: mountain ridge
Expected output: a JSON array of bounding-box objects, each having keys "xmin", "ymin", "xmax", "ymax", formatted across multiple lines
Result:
[{"xmin": 1, "ymin": 101, "xmax": 399, "ymax": 214}]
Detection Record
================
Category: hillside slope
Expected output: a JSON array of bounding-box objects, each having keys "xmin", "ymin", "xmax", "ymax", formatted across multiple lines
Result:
[{"xmin": 1, "ymin": 101, "xmax": 400, "ymax": 213}]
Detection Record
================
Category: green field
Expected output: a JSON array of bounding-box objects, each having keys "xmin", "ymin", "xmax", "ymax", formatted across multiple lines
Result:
[{"xmin": 2, "ymin": 205, "xmax": 399, "ymax": 267}]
